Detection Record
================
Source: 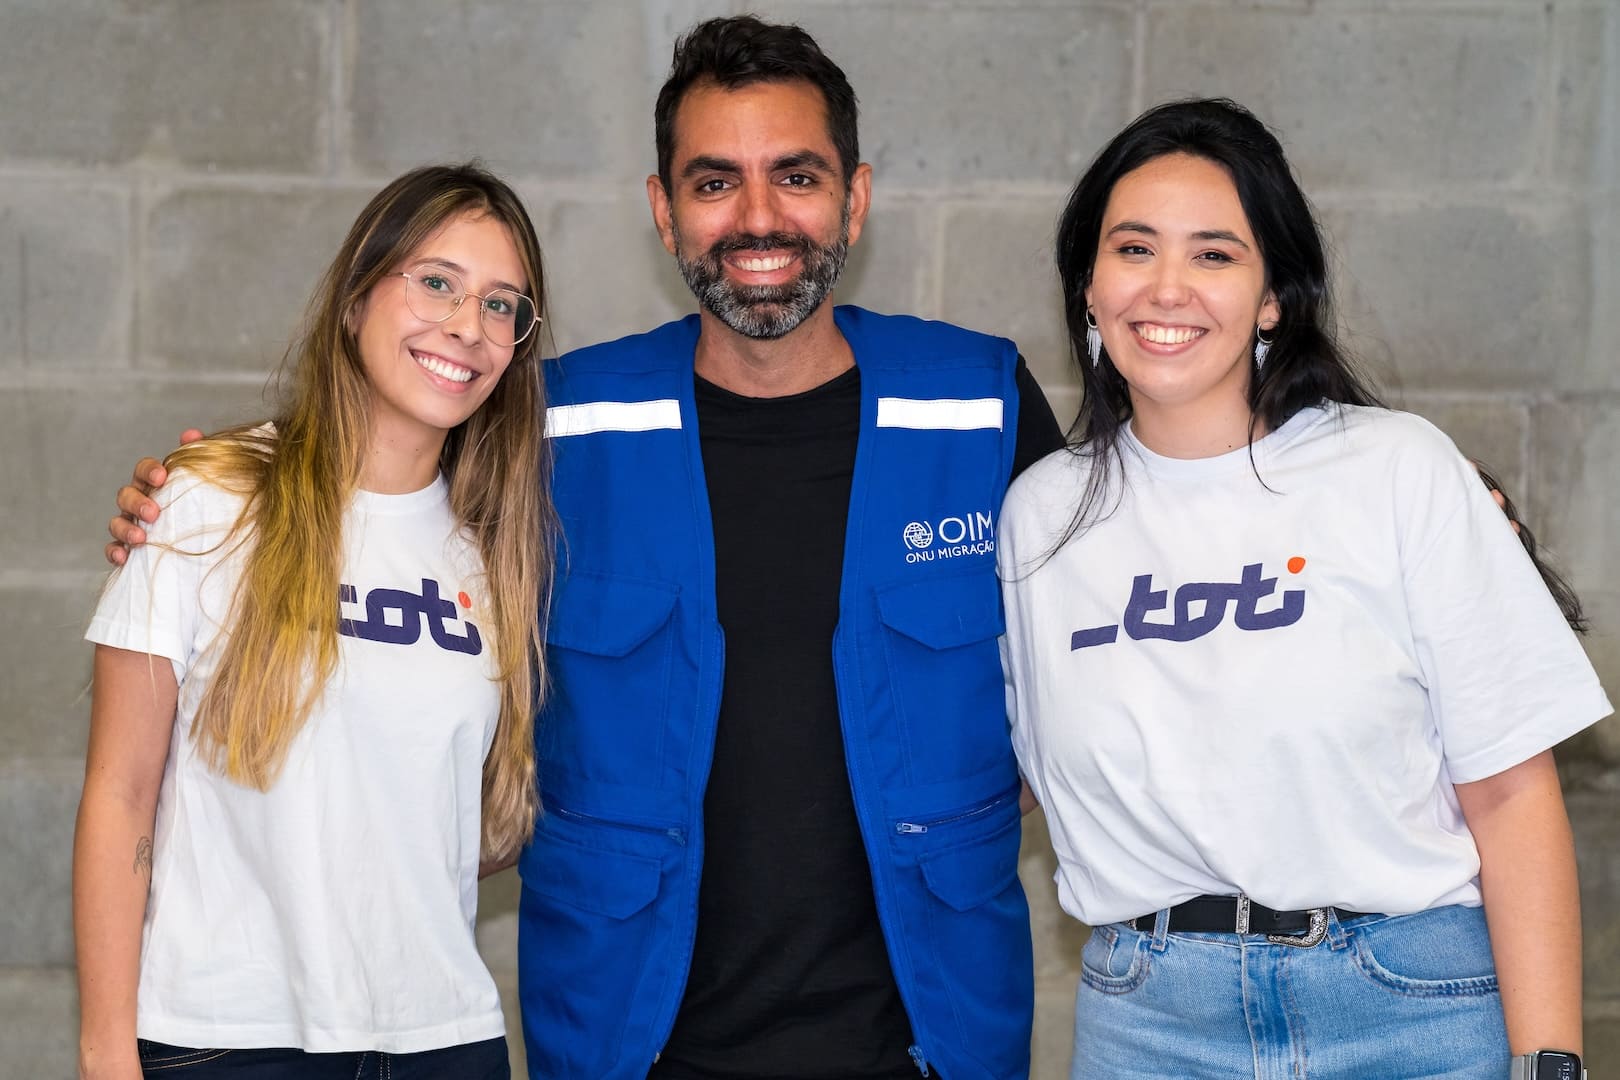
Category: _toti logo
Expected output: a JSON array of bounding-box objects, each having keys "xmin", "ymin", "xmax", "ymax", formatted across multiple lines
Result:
[{"xmin": 903, "ymin": 521, "xmax": 935, "ymax": 550}]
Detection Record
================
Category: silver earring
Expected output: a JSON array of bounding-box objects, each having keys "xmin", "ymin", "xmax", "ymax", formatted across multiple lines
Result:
[
  {"xmin": 1254, "ymin": 328, "xmax": 1274, "ymax": 371},
  {"xmin": 1085, "ymin": 310, "xmax": 1102, "ymax": 368}
]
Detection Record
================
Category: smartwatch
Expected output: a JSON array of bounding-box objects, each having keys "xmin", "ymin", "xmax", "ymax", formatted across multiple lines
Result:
[{"xmin": 1512, "ymin": 1049, "xmax": 1586, "ymax": 1080}]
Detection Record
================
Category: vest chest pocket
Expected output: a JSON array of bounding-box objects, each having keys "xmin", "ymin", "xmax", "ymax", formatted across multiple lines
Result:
[
  {"xmin": 542, "ymin": 571, "xmax": 681, "ymax": 786},
  {"xmin": 875, "ymin": 572, "xmax": 1013, "ymax": 784}
]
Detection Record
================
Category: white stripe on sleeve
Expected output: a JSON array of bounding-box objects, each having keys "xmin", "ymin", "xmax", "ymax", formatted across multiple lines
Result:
[
  {"xmin": 544, "ymin": 399, "xmax": 683, "ymax": 438},
  {"xmin": 875, "ymin": 396, "xmax": 1004, "ymax": 431}
]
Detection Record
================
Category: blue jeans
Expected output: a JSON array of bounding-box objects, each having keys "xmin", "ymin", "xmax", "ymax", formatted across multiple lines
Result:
[
  {"xmin": 135, "ymin": 1037, "xmax": 509, "ymax": 1079},
  {"xmin": 1071, "ymin": 904, "xmax": 1509, "ymax": 1079}
]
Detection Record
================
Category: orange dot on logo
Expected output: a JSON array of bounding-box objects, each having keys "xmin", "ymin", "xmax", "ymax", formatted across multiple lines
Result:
[
  {"xmin": 1286, "ymin": 556, "xmax": 1306, "ymax": 574},
  {"xmin": 458, "ymin": 591, "xmax": 472, "ymax": 609}
]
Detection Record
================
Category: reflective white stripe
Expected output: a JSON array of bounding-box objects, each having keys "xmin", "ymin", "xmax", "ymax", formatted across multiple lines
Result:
[
  {"xmin": 875, "ymin": 397, "xmax": 1004, "ymax": 431},
  {"xmin": 544, "ymin": 399, "xmax": 682, "ymax": 438}
]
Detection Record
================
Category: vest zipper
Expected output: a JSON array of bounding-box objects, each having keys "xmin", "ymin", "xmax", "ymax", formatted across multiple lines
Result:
[
  {"xmin": 894, "ymin": 787, "xmax": 1017, "ymax": 835},
  {"xmin": 547, "ymin": 804, "xmax": 686, "ymax": 845},
  {"xmin": 907, "ymin": 1044, "xmax": 931, "ymax": 1076}
]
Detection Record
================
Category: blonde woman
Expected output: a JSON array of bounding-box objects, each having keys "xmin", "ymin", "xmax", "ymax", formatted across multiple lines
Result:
[{"xmin": 73, "ymin": 164, "xmax": 553, "ymax": 1080}]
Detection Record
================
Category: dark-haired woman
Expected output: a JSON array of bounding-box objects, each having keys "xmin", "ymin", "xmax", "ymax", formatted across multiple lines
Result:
[{"xmin": 998, "ymin": 99, "xmax": 1609, "ymax": 1078}]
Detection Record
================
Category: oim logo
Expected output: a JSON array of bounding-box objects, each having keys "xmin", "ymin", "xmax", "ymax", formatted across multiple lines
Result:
[{"xmin": 903, "ymin": 521, "xmax": 934, "ymax": 550}]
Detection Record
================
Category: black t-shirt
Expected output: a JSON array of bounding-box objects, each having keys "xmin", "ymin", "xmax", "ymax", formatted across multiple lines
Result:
[{"xmin": 649, "ymin": 360, "xmax": 1064, "ymax": 1080}]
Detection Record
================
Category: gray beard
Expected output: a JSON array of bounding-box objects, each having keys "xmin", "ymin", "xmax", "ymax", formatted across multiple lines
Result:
[{"xmin": 672, "ymin": 202, "xmax": 851, "ymax": 340}]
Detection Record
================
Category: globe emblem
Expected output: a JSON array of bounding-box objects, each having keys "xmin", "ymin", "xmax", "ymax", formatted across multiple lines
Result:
[{"xmin": 903, "ymin": 521, "xmax": 934, "ymax": 550}]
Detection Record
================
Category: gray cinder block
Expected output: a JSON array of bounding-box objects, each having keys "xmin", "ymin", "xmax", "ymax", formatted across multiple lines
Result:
[
  {"xmin": 0, "ymin": 383, "xmax": 265, "ymax": 572},
  {"xmin": 347, "ymin": 0, "xmax": 651, "ymax": 180},
  {"xmin": 3, "ymin": 579, "xmax": 104, "ymax": 760},
  {"xmin": 1530, "ymin": 399, "xmax": 1620, "ymax": 588},
  {"xmin": 1571, "ymin": 791, "xmax": 1620, "ymax": 1000},
  {"xmin": 0, "ymin": 759, "xmax": 83, "ymax": 966},
  {"xmin": 1143, "ymin": 9, "xmax": 1542, "ymax": 190},
  {"xmin": 1330, "ymin": 202, "xmax": 1590, "ymax": 393},
  {"xmin": 941, "ymin": 202, "xmax": 1071, "ymax": 389},
  {"xmin": 534, "ymin": 195, "xmax": 693, "ymax": 357},
  {"xmin": 836, "ymin": 202, "xmax": 934, "ymax": 323},
  {"xmin": 0, "ymin": 0, "xmax": 328, "ymax": 172},
  {"xmin": 0, "ymin": 184, "xmax": 132, "ymax": 369},
  {"xmin": 0, "ymin": 967, "xmax": 77, "ymax": 1080},
  {"xmin": 141, "ymin": 187, "xmax": 374, "ymax": 372}
]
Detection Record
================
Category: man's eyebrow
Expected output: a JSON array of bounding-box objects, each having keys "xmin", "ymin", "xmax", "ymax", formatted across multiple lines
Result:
[
  {"xmin": 773, "ymin": 150, "xmax": 835, "ymax": 173},
  {"xmin": 681, "ymin": 155, "xmax": 741, "ymax": 179},
  {"xmin": 413, "ymin": 256, "xmax": 525, "ymax": 296},
  {"xmin": 679, "ymin": 150, "xmax": 836, "ymax": 179}
]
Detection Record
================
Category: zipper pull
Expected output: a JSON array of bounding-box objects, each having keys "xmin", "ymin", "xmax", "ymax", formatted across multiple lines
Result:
[
  {"xmin": 907, "ymin": 1045, "xmax": 930, "ymax": 1076},
  {"xmin": 895, "ymin": 822, "xmax": 928, "ymax": 835}
]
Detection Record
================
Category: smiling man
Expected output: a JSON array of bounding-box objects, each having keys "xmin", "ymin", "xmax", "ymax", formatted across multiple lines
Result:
[
  {"xmin": 102, "ymin": 15, "xmax": 1064, "ymax": 1079},
  {"xmin": 521, "ymin": 16, "xmax": 1064, "ymax": 1080}
]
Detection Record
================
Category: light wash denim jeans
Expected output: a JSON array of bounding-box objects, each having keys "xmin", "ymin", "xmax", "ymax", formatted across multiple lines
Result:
[{"xmin": 1071, "ymin": 903, "xmax": 1509, "ymax": 1079}]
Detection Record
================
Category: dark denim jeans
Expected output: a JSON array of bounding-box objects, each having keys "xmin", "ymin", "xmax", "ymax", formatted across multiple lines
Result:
[{"xmin": 136, "ymin": 1037, "xmax": 509, "ymax": 1079}]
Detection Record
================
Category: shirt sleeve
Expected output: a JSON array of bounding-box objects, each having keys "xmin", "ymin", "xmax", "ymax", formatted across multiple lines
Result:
[
  {"xmin": 84, "ymin": 472, "xmax": 233, "ymax": 685},
  {"xmin": 1394, "ymin": 420, "xmax": 1612, "ymax": 783},
  {"xmin": 1011, "ymin": 356, "xmax": 1067, "ymax": 482}
]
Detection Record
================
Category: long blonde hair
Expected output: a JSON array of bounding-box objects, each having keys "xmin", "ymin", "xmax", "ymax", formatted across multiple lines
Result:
[{"xmin": 165, "ymin": 164, "xmax": 554, "ymax": 860}]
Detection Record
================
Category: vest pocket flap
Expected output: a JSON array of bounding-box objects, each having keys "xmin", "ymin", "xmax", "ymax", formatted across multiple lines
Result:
[
  {"xmin": 546, "ymin": 572, "xmax": 679, "ymax": 656},
  {"xmin": 877, "ymin": 573, "xmax": 1005, "ymax": 650},
  {"xmin": 526, "ymin": 829, "xmax": 662, "ymax": 919},
  {"xmin": 919, "ymin": 821, "xmax": 1021, "ymax": 912}
]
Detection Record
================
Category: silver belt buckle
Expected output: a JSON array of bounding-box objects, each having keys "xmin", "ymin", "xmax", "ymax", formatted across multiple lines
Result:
[{"xmin": 1266, "ymin": 907, "xmax": 1329, "ymax": 948}]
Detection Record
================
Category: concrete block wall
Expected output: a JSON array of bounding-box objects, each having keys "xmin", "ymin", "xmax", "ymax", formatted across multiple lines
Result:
[{"xmin": 2, "ymin": 1, "xmax": 1614, "ymax": 1076}]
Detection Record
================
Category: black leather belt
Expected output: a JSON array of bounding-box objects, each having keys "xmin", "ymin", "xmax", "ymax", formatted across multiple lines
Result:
[{"xmin": 1129, "ymin": 895, "xmax": 1373, "ymax": 947}]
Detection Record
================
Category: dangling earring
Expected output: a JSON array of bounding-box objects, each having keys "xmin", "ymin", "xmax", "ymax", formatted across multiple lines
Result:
[
  {"xmin": 1085, "ymin": 310, "xmax": 1102, "ymax": 369},
  {"xmin": 1253, "ymin": 327, "xmax": 1275, "ymax": 372}
]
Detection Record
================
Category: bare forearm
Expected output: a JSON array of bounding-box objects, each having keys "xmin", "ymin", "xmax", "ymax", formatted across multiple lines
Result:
[
  {"xmin": 479, "ymin": 852, "xmax": 518, "ymax": 879},
  {"xmin": 1459, "ymin": 752, "xmax": 1583, "ymax": 1054},
  {"xmin": 73, "ymin": 785, "xmax": 156, "ymax": 1075}
]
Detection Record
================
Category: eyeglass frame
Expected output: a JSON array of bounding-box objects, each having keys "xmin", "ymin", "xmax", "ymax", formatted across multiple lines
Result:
[{"xmin": 391, "ymin": 262, "xmax": 541, "ymax": 348}]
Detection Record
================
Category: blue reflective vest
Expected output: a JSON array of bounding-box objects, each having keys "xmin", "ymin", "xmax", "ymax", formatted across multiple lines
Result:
[{"xmin": 518, "ymin": 307, "xmax": 1034, "ymax": 1079}]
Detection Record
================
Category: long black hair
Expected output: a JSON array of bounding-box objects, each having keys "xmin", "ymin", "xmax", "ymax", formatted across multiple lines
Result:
[
  {"xmin": 1051, "ymin": 98, "xmax": 1584, "ymax": 630},
  {"xmin": 1054, "ymin": 99, "xmax": 1380, "ymax": 524}
]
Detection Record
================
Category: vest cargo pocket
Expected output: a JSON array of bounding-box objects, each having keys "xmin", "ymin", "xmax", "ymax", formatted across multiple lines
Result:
[
  {"xmin": 910, "ymin": 804, "xmax": 1032, "ymax": 1077},
  {"xmin": 876, "ymin": 572, "xmax": 1012, "ymax": 785},
  {"xmin": 519, "ymin": 822, "xmax": 666, "ymax": 1077},
  {"xmin": 542, "ymin": 571, "xmax": 680, "ymax": 787}
]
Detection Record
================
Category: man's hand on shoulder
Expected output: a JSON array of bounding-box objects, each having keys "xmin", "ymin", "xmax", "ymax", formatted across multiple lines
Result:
[
  {"xmin": 105, "ymin": 429, "xmax": 203, "ymax": 566},
  {"xmin": 1488, "ymin": 487, "xmax": 1522, "ymax": 536}
]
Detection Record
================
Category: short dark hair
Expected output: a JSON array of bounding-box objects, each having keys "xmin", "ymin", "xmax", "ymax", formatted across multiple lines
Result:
[{"xmin": 653, "ymin": 15, "xmax": 860, "ymax": 193}]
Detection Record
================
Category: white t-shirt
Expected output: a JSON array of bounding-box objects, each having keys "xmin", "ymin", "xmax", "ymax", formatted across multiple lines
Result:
[
  {"xmin": 998, "ymin": 404, "xmax": 1611, "ymax": 927},
  {"xmin": 86, "ymin": 467, "xmax": 506, "ymax": 1053}
]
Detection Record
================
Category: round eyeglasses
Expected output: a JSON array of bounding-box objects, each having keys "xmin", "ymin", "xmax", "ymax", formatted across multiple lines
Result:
[{"xmin": 396, "ymin": 263, "xmax": 539, "ymax": 348}]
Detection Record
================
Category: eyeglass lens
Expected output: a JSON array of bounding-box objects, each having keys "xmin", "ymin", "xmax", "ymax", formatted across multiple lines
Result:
[{"xmin": 402, "ymin": 264, "xmax": 536, "ymax": 347}]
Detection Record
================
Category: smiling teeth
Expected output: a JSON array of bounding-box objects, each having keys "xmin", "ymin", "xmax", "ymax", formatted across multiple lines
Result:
[
  {"xmin": 415, "ymin": 353, "xmax": 474, "ymax": 383},
  {"xmin": 1136, "ymin": 324, "xmax": 1204, "ymax": 345},
  {"xmin": 736, "ymin": 255, "xmax": 792, "ymax": 271}
]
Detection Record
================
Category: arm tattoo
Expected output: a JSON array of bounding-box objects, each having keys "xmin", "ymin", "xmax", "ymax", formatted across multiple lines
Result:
[{"xmin": 134, "ymin": 836, "xmax": 152, "ymax": 877}]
